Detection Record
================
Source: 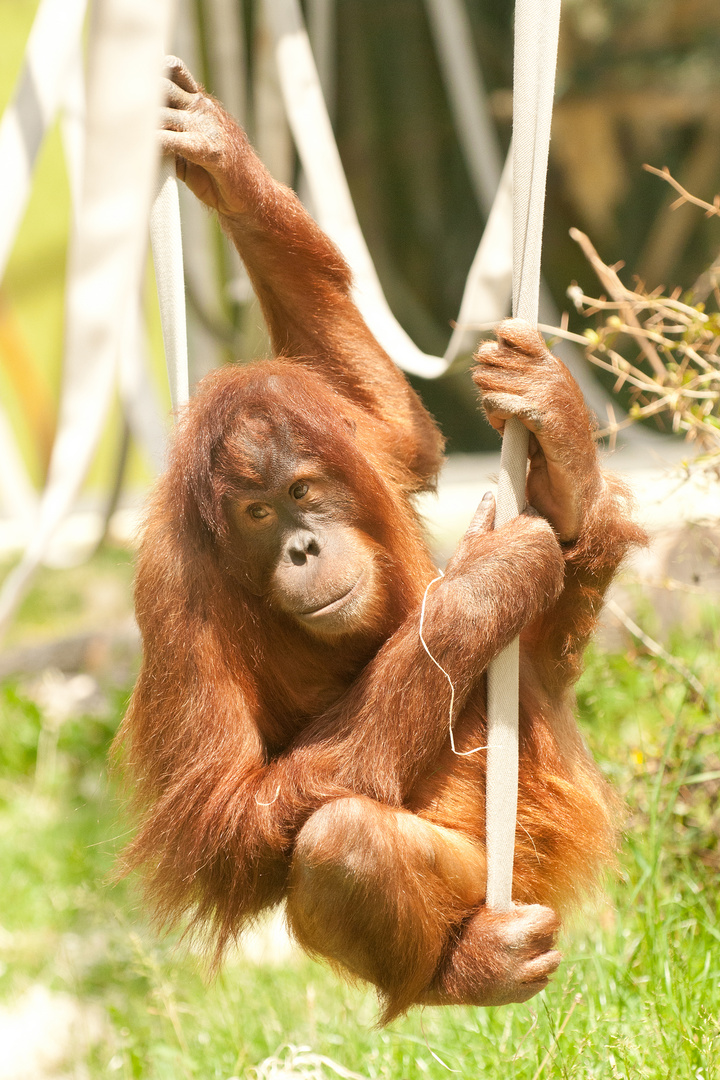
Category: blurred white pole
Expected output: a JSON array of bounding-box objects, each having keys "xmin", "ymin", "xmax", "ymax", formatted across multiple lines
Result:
[
  {"xmin": 0, "ymin": 0, "xmax": 175, "ymax": 633},
  {"xmin": 150, "ymin": 158, "xmax": 189, "ymax": 413}
]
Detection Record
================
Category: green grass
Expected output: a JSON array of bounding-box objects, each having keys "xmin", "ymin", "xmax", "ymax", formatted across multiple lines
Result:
[{"xmin": 0, "ymin": 601, "xmax": 719, "ymax": 1078}]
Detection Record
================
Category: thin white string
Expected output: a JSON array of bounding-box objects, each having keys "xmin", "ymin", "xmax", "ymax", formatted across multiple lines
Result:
[
  {"xmin": 254, "ymin": 576, "xmax": 489, "ymax": 808},
  {"xmin": 255, "ymin": 783, "xmax": 281, "ymax": 806},
  {"xmin": 518, "ymin": 819, "xmax": 540, "ymax": 866},
  {"xmin": 418, "ymin": 572, "xmax": 488, "ymax": 757}
]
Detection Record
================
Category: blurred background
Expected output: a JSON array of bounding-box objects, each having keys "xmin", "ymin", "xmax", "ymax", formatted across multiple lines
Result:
[
  {"xmin": 0, "ymin": 1, "xmax": 719, "ymax": 1078},
  {"xmin": 3, "ymin": 0, "xmax": 720, "ymax": 475}
]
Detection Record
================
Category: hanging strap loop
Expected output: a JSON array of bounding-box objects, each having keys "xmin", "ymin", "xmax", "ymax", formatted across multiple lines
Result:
[{"xmin": 485, "ymin": 0, "xmax": 562, "ymax": 912}]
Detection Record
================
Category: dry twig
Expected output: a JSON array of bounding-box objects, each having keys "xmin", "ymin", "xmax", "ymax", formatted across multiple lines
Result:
[
  {"xmin": 643, "ymin": 164, "xmax": 720, "ymax": 218},
  {"xmin": 565, "ymin": 193, "xmax": 720, "ymax": 471}
]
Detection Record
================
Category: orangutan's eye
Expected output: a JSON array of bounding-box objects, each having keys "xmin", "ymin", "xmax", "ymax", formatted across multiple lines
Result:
[
  {"xmin": 291, "ymin": 482, "xmax": 309, "ymax": 500},
  {"xmin": 248, "ymin": 504, "xmax": 270, "ymax": 520}
]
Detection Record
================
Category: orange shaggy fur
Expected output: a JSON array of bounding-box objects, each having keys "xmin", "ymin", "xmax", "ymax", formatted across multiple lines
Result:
[{"xmin": 116, "ymin": 58, "xmax": 646, "ymax": 1022}]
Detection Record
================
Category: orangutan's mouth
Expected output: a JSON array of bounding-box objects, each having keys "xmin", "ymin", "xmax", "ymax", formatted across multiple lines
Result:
[{"xmin": 297, "ymin": 571, "xmax": 366, "ymax": 620}]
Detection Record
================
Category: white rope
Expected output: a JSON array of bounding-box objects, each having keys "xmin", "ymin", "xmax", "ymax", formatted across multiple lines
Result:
[
  {"xmin": 118, "ymin": 305, "xmax": 168, "ymax": 474},
  {"xmin": 150, "ymin": 158, "xmax": 189, "ymax": 413},
  {"xmin": 484, "ymin": 0, "xmax": 562, "ymax": 913},
  {"xmin": 171, "ymin": 0, "xmax": 229, "ymax": 385},
  {"xmin": 264, "ymin": 0, "xmax": 512, "ymax": 377},
  {"xmin": 419, "ymin": 572, "xmax": 488, "ymax": 758},
  {"xmin": 424, "ymin": 0, "xmax": 621, "ymax": 425}
]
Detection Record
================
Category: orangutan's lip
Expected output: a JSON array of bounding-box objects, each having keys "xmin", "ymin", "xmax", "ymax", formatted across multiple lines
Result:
[{"xmin": 297, "ymin": 571, "xmax": 365, "ymax": 619}]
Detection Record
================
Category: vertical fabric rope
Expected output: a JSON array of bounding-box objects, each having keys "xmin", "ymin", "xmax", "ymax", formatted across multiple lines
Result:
[
  {"xmin": 150, "ymin": 157, "xmax": 189, "ymax": 414},
  {"xmin": 485, "ymin": 0, "xmax": 562, "ymax": 912}
]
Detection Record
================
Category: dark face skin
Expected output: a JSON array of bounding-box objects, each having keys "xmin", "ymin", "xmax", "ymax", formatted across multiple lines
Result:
[{"xmin": 226, "ymin": 457, "xmax": 384, "ymax": 638}]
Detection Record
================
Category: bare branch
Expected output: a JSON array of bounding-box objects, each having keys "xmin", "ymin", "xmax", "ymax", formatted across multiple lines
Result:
[
  {"xmin": 569, "ymin": 229, "xmax": 668, "ymax": 379},
  {"xmin": 643, "ymin": 164, "xmax": 720, "ymax": 218}
]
